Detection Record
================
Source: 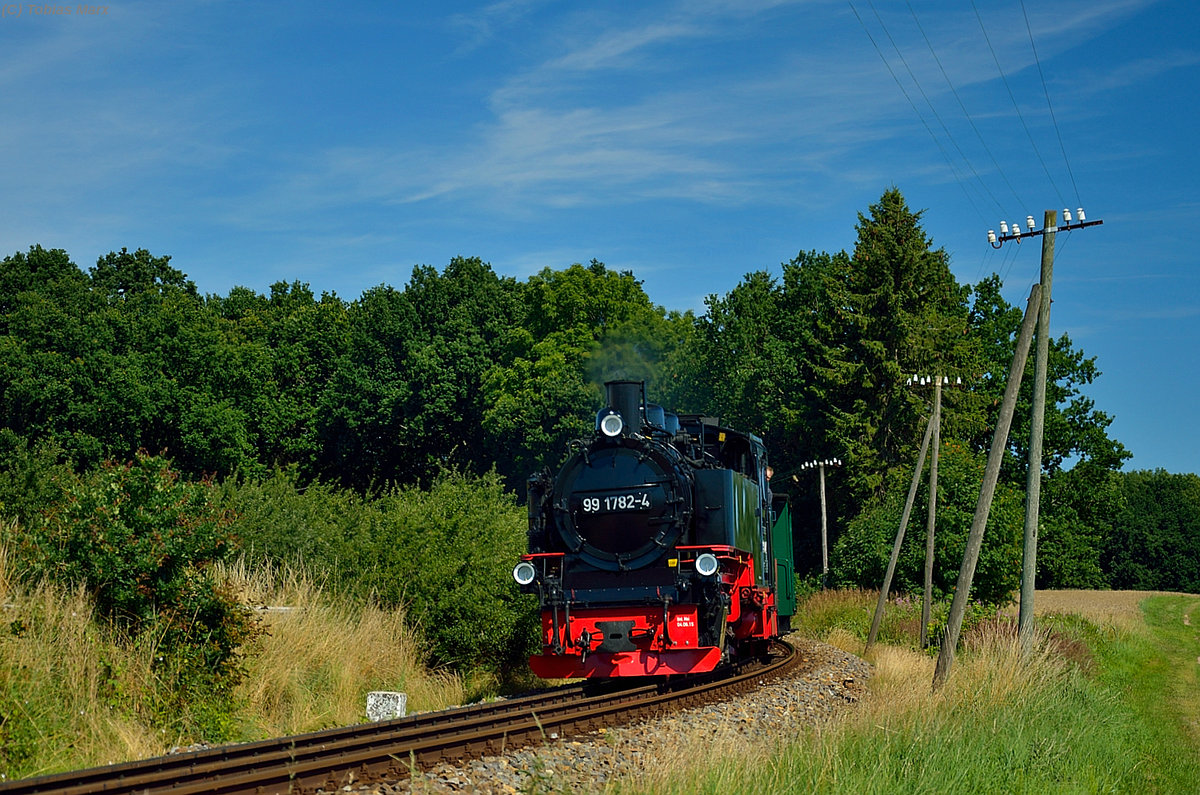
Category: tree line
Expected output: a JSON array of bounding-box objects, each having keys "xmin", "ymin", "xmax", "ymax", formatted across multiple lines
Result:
[
  {"xmin": 0, "ymin": 189, "xmax": 1197, "ymax": 675},
  {"xmin": 0, "ymin": 244, "xmax": 689, "ymax": 491}
]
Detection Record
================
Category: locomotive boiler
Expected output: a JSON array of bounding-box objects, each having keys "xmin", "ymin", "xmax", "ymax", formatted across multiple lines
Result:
[{"xmin": 514, "ymin": 380, "xmax": 796, "ymax": 678}]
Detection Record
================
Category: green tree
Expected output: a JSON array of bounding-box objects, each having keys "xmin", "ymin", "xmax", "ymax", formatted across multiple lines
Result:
[
  {"xmin": 0, "ymin": 246, "xmax": 218, "ymax": 472},
  {"xmin": 313, "ymin": 257, "xmax": 524, "ymax": 488},
  {"xmin": 257, "ymin": 283, "xmax": 348, "ymax": 474},
  {"xmin": 481, "ymin": 328, "xmax": 595, "ymax": 483},
  {"xmin": 483, "ymin": 260, "xmax": 686, "ymax": 484},
  {"xmin": 89, "ymin": 247, "xmax": 197, "ymax": 300},
  {"xmin": 202, "ymin": 281, "xmax": 349, "ymax": 478},
  {"xmin": 522, "ymin": 260, "xmax": 654, "ymax": 341},
  {"xmin": 314, "ymin": 283, "xmax": 420, "ymax": 488},
  {"xmin": 682, "ymin": 270, "xmax": 793, "ymax": 433},
  {"xmin": 1035, "ymin": 460, "xmax": 1121, "ymax": 589},
  {"xmin": 818, "ymin": 189, "xmax": 976, "ymax": 502},
  {"xmin": 0, "ymin": 245, "xmax": 94, "ymax": 317},
  {"xmin": 0, "ymin": 247, "xmax": 113, "ymax": 468},
  {"xmin": 1105, "ymin": 470, "xmax": 1200, "ymax": 592},
  {"xmin": 832, "ymin": 439, "xmax": 1024, "ymax": 605}
]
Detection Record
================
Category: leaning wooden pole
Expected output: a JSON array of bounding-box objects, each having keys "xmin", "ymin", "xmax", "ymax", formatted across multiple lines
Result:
[
  {"xmin": 866, "ymin": 413, "xmax": 934, "ymax": 653},
  {"xmin": 932, "ymin": 284, "xmax": 1041, "ymax": 690}
]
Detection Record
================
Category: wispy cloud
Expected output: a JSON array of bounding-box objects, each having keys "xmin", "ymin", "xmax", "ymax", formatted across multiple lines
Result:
[
  {"xmin": 265, "ymin": 5, "xmax": 922, "ymax": 216},
  {"xmin": 544, "ymin": 19, "xmax": 708, "ymax": 72},
  {"xmin": 1081, "ymin": 50, "xmax": 1200, "ymax": 93},
  {"xmin": 448, "ymin": 0, "xmax": 550, "ymax": 53}
]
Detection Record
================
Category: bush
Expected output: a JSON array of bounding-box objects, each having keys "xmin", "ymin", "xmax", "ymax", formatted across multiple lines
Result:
[
  {"xmin": 4, "ymin": 453, "xmax": 257, "ymax": 740},
  {"xmin": 367, "ymin": 470, "xmax": 537, "ymax": 671},
  {"xmin": 0, "ymin": 431, "xmax": 73, "ymax": 527},
  {"xmin": 226, "ymin": 467, "xmax": 538, "ymax": 674},
  {"xmin": 219, "ymin": 466, "xmax": 380, "ymax": 584}
]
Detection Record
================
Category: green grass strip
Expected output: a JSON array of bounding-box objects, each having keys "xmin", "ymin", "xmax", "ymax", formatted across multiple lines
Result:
[
  {"xmin": 1091, "ymin": 594, "xmax": 1200, "ymax": 792},
  {"xmin": 635, "ymin": 595, "xmax": 1200, "ymax": 795}
]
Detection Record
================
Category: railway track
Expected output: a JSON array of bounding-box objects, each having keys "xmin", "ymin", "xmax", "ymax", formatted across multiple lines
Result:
[{"xmin": 0, "ymin": 640, "xmax": 798, "ymax": 795}]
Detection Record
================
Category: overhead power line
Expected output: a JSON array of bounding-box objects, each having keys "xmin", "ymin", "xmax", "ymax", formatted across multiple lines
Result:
[
  {"xmin": 905, "ymin": 0, "xmax": 1025, "ymax": 211},
  {"xmin": 1020, "ymin": 0, "xmax": 1082, "ymax": 207},
  {"xmin": 866, "ymin": 0, "xmax": 1008, "ymax": 219},
  {"xmin": 850, "ymin": 0, "xmax": 1094, "ymax": 280},
  {"xmin": 970, "ymin": 0, "xmax": 1066, "ymax": 208},
  {"xmin": 848, "ymin": 1, "xmax": 992, "ymax": 222}
]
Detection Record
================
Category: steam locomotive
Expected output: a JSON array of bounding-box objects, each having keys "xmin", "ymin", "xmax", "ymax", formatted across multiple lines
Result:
[{"xmin": 514, "ymin": 380, "xmax": 796, "ymax": 678}]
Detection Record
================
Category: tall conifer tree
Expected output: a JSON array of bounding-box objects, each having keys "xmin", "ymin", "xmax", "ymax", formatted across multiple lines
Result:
[{"xmin": 818, "ymin": 188, "xmax": 974, "ymax": 501}]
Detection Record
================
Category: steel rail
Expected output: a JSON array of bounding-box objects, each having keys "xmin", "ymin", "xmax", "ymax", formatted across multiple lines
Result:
[{"xmin": 0, "ymin": 640, "xmax": 797, "ymax": 795}]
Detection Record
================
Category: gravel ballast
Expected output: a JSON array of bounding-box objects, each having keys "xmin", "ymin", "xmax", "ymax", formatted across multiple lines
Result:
[{"xmin": 357, "ymin": 635, "xmax": 870, "ymax": 794}]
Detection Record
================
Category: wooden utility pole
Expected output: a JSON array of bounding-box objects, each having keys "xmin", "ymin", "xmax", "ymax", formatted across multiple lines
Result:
[
  {"xmin": 988, "ymin": 208, "xmax": 1102, "ymax": 647},
  {"xmin": 1019, "ymin": 210, "xmax": 1056, "ymax": 646},
  {"xmin": 819, "ymin": 461, "xmax": 829, "ymax": 583},
  {"xmin": 922, "ymin": 376, "xmax": 942, "ymax": 647},
  {"xmin": 933, "ymin": 284, "xmax": 1041, "ymax": 691},
  {"xmin": 866, "ymin": 414, "xmax": 933, "ymax": 652},
  {"xmin": 796, "ymin": 458, "xmax": 842, "ymax": 587}
]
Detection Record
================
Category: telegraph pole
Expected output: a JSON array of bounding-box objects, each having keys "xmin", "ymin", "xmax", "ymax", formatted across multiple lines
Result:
[
  {"xmin": 910, "ymin": 376, "xmax": 955, "ymax": 647},
  {"xmin": 863, "ymin": 373, "xmax": 961, "ymax": 651},
  {"xmin": 988, "ymin": 208, "xmax": 1103, "ymax": 646},
  {"xmin": 1022, "ymin": 210, "xmax": 1056, "ymax": 647},
  {"xmin": 795, "ymin": 458, "xmax": 842, "ymax": 587}
]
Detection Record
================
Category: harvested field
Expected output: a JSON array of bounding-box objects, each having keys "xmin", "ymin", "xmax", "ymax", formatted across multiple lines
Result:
[{"xmin": 1017, "ymin": 589, "xmax": 1187, "ymax": 629}]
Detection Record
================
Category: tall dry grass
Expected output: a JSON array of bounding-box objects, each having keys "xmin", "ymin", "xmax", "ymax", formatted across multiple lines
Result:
[
  {"xmin": 790, "ymin": 587, "xmax": 938, "ymax": 649},
  {"xmin": 217, "ymin": 558, "xmax": 464, "ymax": 736},
  {"xmin": 0, "ymin": 540, "xmax": 169, "ymax": 777},
  {"xmin": 0, "ymin": 543, "xmax": 466, "ymax": 780}
]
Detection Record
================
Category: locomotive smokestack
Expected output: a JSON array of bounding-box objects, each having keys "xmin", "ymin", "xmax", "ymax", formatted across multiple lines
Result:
[{"xmin": 605, "ymin": 380, "xmax": 644, "ymax": 436}]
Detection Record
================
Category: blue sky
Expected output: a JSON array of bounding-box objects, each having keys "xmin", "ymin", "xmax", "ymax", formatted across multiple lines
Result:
[{"xmin": 2, "ymin": 0, "xmax": 1196, "ymax": 475}]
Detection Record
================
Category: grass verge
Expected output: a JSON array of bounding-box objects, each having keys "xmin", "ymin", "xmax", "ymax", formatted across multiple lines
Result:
[
  {"xmin": 219, "ymin": 558, "xmax": 465, "ymax": 738},
  {"xmin": 0, "ymin": 550, "xmax": 466, "ymax": 780},
  {"xmin": 614, "ymin": 590, "xmax": 1200, "ymax": 794}
]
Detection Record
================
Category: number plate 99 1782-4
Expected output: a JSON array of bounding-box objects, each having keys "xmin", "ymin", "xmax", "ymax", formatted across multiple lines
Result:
[{"xmin": 580, "ymin": 493, "xmax": 652, "ymax": 513}]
